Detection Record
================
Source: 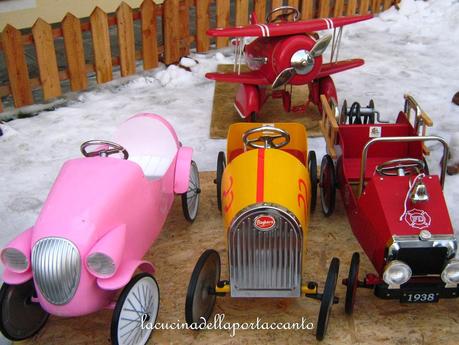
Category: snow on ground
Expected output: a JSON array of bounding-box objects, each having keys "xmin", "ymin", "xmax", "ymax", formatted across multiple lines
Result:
[{"xmin": 0, "ymin": 0, "xmax": 459, "ymax": 265}]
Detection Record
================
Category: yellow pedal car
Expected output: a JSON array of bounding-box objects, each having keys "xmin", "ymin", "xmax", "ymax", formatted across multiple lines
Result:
[{"xmin": 185, "ymin": 123, "xmax": 340, "ymax": 340}]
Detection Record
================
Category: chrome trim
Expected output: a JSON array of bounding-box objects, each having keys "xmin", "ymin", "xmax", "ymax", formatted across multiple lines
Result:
[
  {"xmin": 386, "ymin": 235, "xmax": 457, "ymax": 262},
  {"xmin": 358, "ymin": 136, "xmax": 449, "ymax": 196},
  {"xmin": 228, "ymin": 203, "xmax": 303, "ymax": 297},
  {"xmin": 32, "ymin": 237, "xmax": 81, "ymax": 305}
]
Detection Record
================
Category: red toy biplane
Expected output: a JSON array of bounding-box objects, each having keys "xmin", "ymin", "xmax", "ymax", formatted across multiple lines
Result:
[{"xmin": 206, "ymin": 6, "xmax": 372, "ymax": 120}]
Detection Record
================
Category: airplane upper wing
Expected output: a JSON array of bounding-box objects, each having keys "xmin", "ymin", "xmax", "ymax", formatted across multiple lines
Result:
[
  {"xmin": 207, "ymin": 14, "xmax": 372, "ymax": 38},
  {"xmin": 205, "ymin": 70, "xmax": 270, "ymax": 85}
]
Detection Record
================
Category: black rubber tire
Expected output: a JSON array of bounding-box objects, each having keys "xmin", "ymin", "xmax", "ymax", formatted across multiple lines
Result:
[
  {"xmin": 185, "ymin": 250, "xmax": 221, "ymax": 327},
  {"xmin": 316, "ymin": 258, "xmax": 340, "ymax": 341},
  {"xmin": 0, "ymin": 280, "xmax": 49, "ymax": 341},
  {"xmin": 216, "ymin": 152, "xmax": 226, "ymax": 213},
  {"xmin": 320, "ymin": 155, "xmax": 336, "ymax": 217},
  {"xmin": 345, "ymin": 252, "xmax": 360, "ymax": 315},
  {"xmin": 181, "ymin": 160, "xmax": 200, "ymax": 222},
  {"xmin": 308, "ymin": 150, "xmax": 318, "ymax": 213},
  {"xmin": 111, "ymin": 273, "xmax": 159, "ymax": 345}
]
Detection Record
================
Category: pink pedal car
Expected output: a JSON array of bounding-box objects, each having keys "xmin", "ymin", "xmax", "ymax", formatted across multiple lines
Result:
[{"xmin": 0, "ymin": 114, "xmax": 201, "ymax": 344}]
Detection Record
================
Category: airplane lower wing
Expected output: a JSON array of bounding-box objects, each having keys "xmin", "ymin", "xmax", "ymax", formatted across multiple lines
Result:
[
  {"xmin": 316, "ymin": 59, "xmax": 365, "ymax": 79},
  {"xmin": 205, "ymin": 71, "xmax": 270, "ymax": 85}
]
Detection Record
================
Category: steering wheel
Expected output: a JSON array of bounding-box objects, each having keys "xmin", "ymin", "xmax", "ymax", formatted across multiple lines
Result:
[
  {"xmin": 242, "ymin": 126, "xmax": 290, "ymax": 149},
  {"xmin": 80, "ymin": 140, "xmax": 129, "ymax": 160},
  {"xmin": 266, "ymin": 6, "xmax": 300, "ymax": 24},
  {"xmin": 376, "ymin": 158, "xmax": 425, "ymax": 176}
]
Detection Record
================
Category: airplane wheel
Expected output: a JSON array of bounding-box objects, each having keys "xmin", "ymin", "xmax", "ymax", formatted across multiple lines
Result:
[
  {"xmin": 308, "ymin": 150, "xmax": 318, "ymax": 212},
  {"xmin": 215, "ymin": 152, "xmax": 226, "ymax": 212},
  {"xmin": 320, "ymin": 155, "xmax": 336, "ymax": 217},
  {"xmin": 182, "ymin": 160, "xmax": 201, "ymax": 222},
  {"xmin": 316, "ymin": 258, "xmax": 339, "ymax": 341},
  {"xmin": 345, "ymin": 252, "xmax": 360, "ymax": 315},
  {"xmin": 185, "ymin": 250, "xmax": 221, "ymax": 327},
  {"xmin": 111, "ymin": 273, "xmax": 159, "ymax": 345},
  {"xmin": 0, "ymin": 280, "xmax": 49, "ymax": 341}
]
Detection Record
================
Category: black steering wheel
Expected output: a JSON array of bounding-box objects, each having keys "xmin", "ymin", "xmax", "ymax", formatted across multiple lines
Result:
[
  {"xmin": 80, "ymin": 140, "xmax": 129, "ymax": 160},
  {"xmin": 242, "ymin": 126, "xmax": 290, "ymax": 149},
  {"xmin": 376, "ymin": 158, "xmax": 425, "ymax": 176},
  {"xmin": 266, "ymin": 6, "xmax": 300, "ymax": 24}
]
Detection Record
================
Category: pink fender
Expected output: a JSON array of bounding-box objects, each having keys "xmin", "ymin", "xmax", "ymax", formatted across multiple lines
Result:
[
  {"xmin": 97, "ymin": 260, "xmax": 155, "ymax": 291},
  {"xmin": 174, "ymin": 146, "xmax": 193, "ymax": 194},
  {"xmin": 234, "ymin": 84, "xmax": 260, "ymax": 119},
  {"xmin": 1, "ymin": 227, "xmax": 33, "ymax": 284},
  {"xmin": 86, "ymin": 224, "xmax": 126, "ymax": 279}
]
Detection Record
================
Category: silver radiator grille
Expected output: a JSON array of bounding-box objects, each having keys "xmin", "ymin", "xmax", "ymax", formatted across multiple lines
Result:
[
  {"xmin": 228, "ymin": 205, "xmax": 302, "ymax": 297},
  {"xmin": 32, "ymin": 237, "xmax": 81, "ymax": 305}
]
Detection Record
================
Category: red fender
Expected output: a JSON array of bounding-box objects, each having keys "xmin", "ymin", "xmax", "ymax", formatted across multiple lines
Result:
[
  {"xmin": 234, "ymin": 84, "xmax": 260, "ymax": 119},
  {"xmin": 308, "ymin": 76, "xmax": 337, "ymax": 114}
]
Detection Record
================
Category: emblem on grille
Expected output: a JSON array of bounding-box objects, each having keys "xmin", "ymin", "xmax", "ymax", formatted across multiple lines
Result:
[{"xmin": 254, "ymin": 215, "xmax": 276, "ymax": 231}]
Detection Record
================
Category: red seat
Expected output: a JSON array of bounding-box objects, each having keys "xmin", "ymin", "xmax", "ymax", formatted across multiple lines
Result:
[{"xmin": 229, "ymin": 148, "xmax": 306, "ymax": 165}]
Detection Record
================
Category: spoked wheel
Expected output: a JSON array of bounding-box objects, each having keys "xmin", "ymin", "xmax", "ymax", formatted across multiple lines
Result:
[
  {"xmin": 316, "ymin": 258, "xmax": 340, "ymax": 341},
  {"xmin": 320, "ymin": 155, "xmax": 336, "ymax": 217},
  {"xmin": 182, "ymin": 160, "xmax": 201, "ymax": 222},
  {"xmin": 0, "ymin": 280, "xmax": 49, "ymax": 341},
  {"xmin": 308, "ymin": 150, "xmax": 318, "ymax": 212},
  {"xmin": 111, "ymin": 273, "xmax": 159, "ymax": 345},
  {"xmin": 185, "ymin": 249, "xmax": 221, "ymax": 327},
  {"xmin": 215, "ymin": 152, "xmax": 226, "ymax": 212},
  {"xmin": 345, "ymin": 252, "xmax": 360, "ymax": 315}
]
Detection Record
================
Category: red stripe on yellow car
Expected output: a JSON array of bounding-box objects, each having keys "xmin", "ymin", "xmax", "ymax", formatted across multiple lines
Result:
[{"xmin": 256, "ymin": 149, "xmax": 265, "ymax": 202}]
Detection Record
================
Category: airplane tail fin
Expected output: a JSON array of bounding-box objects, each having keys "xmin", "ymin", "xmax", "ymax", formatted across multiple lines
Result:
[{"xmin": 250, "ymin": 11, "xmax": 258, "ymax": 25}]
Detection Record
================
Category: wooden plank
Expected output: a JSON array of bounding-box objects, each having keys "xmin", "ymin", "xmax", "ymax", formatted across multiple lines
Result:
[
  {"xmin": 383, "ymin": 0, "xmax": 392, "ymax": 10},
  {"xmin": 254, "ymin": 0, "xmax": 266, "ymax": 23},
  {"xmin": 216, "ymin": 0, "xmax": 230, "ymax": 48},
  {"xmin": 288, "ymin": 0, "xmax": 299, "ymax": 9},
  {"xmin": 62, "ymin": 13, "xmax": 87, "ymax": 91},
  {"xmin": 346, "ymin": 0, "xmax": 357, "ymax": 15},
  {"xmin": 359, "ymin": 0, "xmax": 370, "ymax": 14},
  {"xmin": 334, "ymin": 0, "xmax": 344, "ymax": 17},
  {"xmin": 32, "ymin": 18, "xmax": 62, "ymax": 100},
  {"xmin": 235, "ymin": 0, "xmax": 249, "ymax": 26},
  {"xmin": 371, "ymin": 0, "xmax": 382, "ymax": 13},
  {"xmin": 300, "ymin": 0, "xmax": 313, "ymax": 19},
  {"xmin": 319, "ymin": 0, "xmax": 330, "ymax": 17},
  {"xmin": 163, "ymin": 0, "xmax": 181, "ymax": 63},
  {"xmin": 271, "ymin": 0, "xmax": 283, "ymax": 10},
  {"xmin": 140, "ymin": 0, "xmax": 158, "ymax": 70},
  {"xmin": 1, "ymin": 25, "xmax": 33, "ymax": 107},
  {"xmin": 90, "ymin": 7, "xmax": 112, "ymax": 83},
  {"xmin": 179, "ymin": 0, "xmax": 190, "ymax": 55},
  {"xmin": 116, "ymin": 2, "xmax": 136, "ymax": 77},
  {"xmin": 195, "ymin": 0, "xmax": 210, "ymax": 52}
]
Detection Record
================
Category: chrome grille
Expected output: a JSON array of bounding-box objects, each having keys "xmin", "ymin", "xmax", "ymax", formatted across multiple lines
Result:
[
  {"xmin": 229, "ymin": 205, "xmax": 302, "ymax": 297},
  {"xmin": 32, "ymin": 237, "xmax": 81, "ymax": 305}
]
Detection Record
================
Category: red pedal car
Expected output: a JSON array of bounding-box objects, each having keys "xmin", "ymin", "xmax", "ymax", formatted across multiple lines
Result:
[{"xmin": 318, "ymin": 94, "xmax": 457, "ymax": 313}]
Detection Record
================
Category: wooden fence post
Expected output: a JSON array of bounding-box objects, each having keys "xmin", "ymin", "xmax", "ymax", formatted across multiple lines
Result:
[
  {"xmin": 271, "ymin": 0, "xmax": 283, "ymax": 10},
  {"xmin": 288, "ymin": 0, "xmax": 299, "ymax": 9},
  {"xmin": 371, "ymin": 0, "xmax": 381, "ymax": 13},
  {"xmin": 346, "ymin": 0, "xmax": 357, "ymax": 15},
  {"xmin": 62, "ymin": 13, "xmax": 87, "ymax": 91},
  {"xmin": 216, "ymin": 0, "xmax": 230, "ymax": 48},
  {"xmin": 318, "ymin": 1, "xmax": 330, "ymax": 17},
  {"xmin": 359, "ymin": 0, "xmax": 370, "ymax": 14},
  {"xmin": 300, "ymin": 0, "xmax": 313, "ymax": 19},
  {"xmin": 163, "ymin": 0, "xmax": 181, "ymax": 64},
  {"xmin": 1, "ymin": 25, "xmax": 33, "ymax": 107},
  {"xmin": 235, "ymin": 0, "xmax": 249, "ymax": 26},
  {"xmin": 140, "ymin": 0, "xmax": 158, "ymax": 70},
  {"xmin": 196, "ymin": 0, "xmax": 210, "ymax": 52},
  {"xmin": 180, "ymin": 0, "xmax": 191, "ymax": 56},
  {"xmin": 117, "ymin": 2, "xmax": 136, "ymax": 77},
  {"xmin": 334, "ymin": 0, "xmax": 345, "ymax": 17},
  {"xmin": 254, "ymin": 0, "xmax": 266, "ymax": 23},
  {"xmin": 32, "ymin": 18, "xmax": 62, "ymax": 100},
  {"xmin": 90, "ymin": 7, "xmax": 113, "ymax": 83}
]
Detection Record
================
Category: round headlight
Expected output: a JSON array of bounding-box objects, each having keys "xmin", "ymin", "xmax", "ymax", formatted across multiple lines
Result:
[
  {"xmin": 383, "ymin": 260, "xmax": 412, "ymax": 287},
  {"xmin": 87, "ymin": 252, "xmax": 115, "ymax": 277},
  {"xmin": 1, "ymin": 248, "xmax": 29, "ymax": 272},
  {"xmin": 441, "ymin": 259, "xmax": 459, "ymax": 285}
]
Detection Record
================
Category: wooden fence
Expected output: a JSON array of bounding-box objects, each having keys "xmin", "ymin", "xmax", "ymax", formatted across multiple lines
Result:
[{"xmin": 0, "ymin": 0, "xmax": 399, "ymax": 113}]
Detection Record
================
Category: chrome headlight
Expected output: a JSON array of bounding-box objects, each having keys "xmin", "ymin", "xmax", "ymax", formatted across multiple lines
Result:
[
  {"xmin": 383, "ymin": 260, "xmax": 412, "ymax": 287},
  {"xmin": 441, "ymin": 259, "xmax": 459, "ymax": 285},
  {"xmin": 87, "ymin": 252, "xmax": 115, "ymax": 277},
  {"xmin": 1, "ymin": 248, "xmax": 29, "ymax": 272}
]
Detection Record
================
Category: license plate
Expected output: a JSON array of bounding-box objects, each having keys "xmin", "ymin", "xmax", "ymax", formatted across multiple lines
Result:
[{"xmin": 400, "ymin": 291, "xmax": 440, "ymax": 303}]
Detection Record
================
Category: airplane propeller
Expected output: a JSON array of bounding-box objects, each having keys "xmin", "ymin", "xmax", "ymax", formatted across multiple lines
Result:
[{"xmin": 272, "ymin": 34, "xmax": 332, "ymax": 89}]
